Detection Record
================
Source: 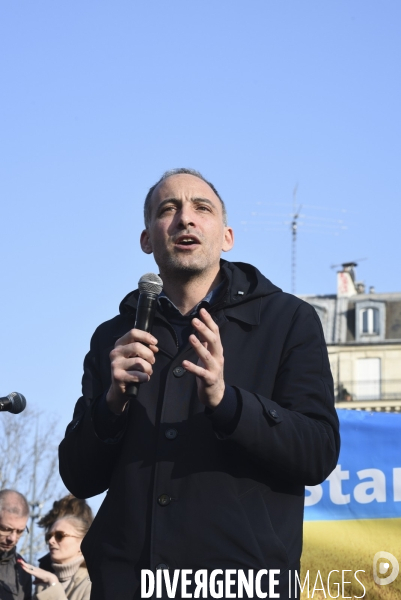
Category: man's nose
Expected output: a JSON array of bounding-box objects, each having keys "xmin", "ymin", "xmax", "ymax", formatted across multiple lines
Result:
[
  {"xmin": 6, "ymin": 531, "xmax": 18, "ymax": 543},
  {"xmin": 177, "ymin": 205, "xmax": 195, "ymax": 228}
]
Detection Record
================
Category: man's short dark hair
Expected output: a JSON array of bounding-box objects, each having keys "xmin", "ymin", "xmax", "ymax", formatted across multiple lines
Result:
[
  {"xmin": 143, "ymin": 168, "xmax": 228, "ymax": 228},
  {"xmin": 0, "ymin": 489, "xmax": 30, "ymax": 518}
]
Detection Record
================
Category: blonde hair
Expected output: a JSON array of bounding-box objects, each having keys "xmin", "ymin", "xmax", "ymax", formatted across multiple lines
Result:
[{"xmin": 38, "ymin": 494, "xmax": 93, "ymax": 532}]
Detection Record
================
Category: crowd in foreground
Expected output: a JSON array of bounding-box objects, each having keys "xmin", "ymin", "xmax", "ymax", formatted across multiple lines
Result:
[{"xmin": 0, "ymin": 489, "xmax": 93, "ymax": 600}]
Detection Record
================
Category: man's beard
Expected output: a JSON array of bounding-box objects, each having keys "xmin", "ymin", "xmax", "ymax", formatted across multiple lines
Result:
[{"xmin": 158, "ymin": 253, "xmax": 210, "ymax": 283}]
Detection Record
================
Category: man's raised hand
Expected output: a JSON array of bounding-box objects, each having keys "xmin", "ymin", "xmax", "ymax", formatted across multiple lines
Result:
[{"xmin": 182, "ymin": 308, "xmax": 225, "ymax": 409}]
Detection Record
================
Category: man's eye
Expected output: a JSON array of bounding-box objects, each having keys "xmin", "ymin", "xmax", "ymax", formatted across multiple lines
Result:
[{"xmin": 197, "ymin": 205, "xmax": 211, "ymax": 212}]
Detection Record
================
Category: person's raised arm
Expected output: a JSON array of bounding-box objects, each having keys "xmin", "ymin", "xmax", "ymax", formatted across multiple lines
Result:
[{"xmin": 184, "ymin": 304, "xmax": 340, "ymax": 486}]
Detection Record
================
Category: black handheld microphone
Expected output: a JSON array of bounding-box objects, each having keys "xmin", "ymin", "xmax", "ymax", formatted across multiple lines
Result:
[
  {"xmin": 0, "ymin": 392, "xmax": 27, "ymax": 414},
  {"xmin": 126, "ymin": 273, "xmax": 163, "ymax": 398}
]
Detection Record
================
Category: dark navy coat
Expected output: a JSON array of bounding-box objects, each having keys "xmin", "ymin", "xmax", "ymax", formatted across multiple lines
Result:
[{"xmin": 59, "ymin": 261, "xmax": 340, "ymax": 599}]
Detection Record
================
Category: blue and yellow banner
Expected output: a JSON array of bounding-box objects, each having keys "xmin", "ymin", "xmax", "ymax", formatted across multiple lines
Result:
[
  {"xmin": 305, "ymin": 410, "xmax": 401, "ymax": 521},
  {"xmin": 300, "ymin": 410, "xmax": 401, "ymax": 598}
]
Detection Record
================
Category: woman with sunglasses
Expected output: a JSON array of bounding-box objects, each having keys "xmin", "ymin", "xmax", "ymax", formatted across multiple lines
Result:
[
  {"xmin": 36, "ymin": 494, "xmax": 93, "ymax": 576},
  {"xmin": 18, "ymin": 515, "xmax": 91, "ymax": 599}
]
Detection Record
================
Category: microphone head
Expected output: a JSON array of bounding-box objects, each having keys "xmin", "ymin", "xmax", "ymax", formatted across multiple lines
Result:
[
  {"xmin": 7, "ymin": 392, "xmax": 27, "ymax": 414},
  {"xmin": 138, "ymin": 273, "xmax": 163, "ymax": 297}
]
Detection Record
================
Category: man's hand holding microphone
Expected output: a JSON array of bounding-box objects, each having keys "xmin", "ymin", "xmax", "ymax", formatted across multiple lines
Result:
[{"xmin": 107, "ymin": 329, "xmax": 159, "ymax": 415}]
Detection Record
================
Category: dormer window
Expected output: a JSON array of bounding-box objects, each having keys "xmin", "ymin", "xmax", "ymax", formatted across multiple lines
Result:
[
  {"xmin": 361, "ymin": 307, "xmax": 379, "ymax": 335},
  {"xmin": 355, "ymin": 301, "xmax": 385, "ymax": 342}
]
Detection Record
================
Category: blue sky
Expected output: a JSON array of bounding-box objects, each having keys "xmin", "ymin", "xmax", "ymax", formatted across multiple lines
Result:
[{"xmin": 1, "ymin": 1, "xmax": 400, "ymax": 509}]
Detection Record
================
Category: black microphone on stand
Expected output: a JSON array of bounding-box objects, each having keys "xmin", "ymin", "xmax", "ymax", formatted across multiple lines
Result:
[
  {"xmin": 0, "ymin": 392, "xmax": 27, "ymax": 414},
  {"xmin": 126, "ymin": 273, "xmax": 163, "ymax": 398}
]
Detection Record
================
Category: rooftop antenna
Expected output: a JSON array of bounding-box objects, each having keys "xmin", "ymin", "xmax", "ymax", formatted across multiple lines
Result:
[
  {"xmin": 241, "ymin": 194, "xmax": 350, "ymax": 294},
  {"xmin": 291, "ymin": 184, "xmax": 302, "ymax": 294}
]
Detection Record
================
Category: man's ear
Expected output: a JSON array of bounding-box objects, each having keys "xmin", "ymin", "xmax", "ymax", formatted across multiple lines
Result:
[
  {"xmin": 140, "ymin": 229, "xmax": 153, "ymax": 255},
  {"xmin": 222, "ymin": 226, "xmax": 234, "ymax": 252}
]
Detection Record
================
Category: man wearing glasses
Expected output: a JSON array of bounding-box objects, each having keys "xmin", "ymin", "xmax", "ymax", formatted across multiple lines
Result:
[{"xmin": 0, "ymin": 489, "xmax": 31, "ymax": 600}]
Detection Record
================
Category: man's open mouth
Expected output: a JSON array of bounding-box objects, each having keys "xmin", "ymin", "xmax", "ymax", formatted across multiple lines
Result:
[{"xmin": 174, "ymin": 235, "xmax": 200, "ymax": 246}]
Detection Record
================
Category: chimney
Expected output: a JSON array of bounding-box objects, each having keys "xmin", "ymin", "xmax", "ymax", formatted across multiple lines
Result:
[{"xmin": 337, "ymin": 262, "xmax": 358, "ymax": 297}]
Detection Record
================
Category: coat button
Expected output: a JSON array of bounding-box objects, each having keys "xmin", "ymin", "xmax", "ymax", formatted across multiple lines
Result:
[
  {"xmin": 172, "ymin": 366, "xmax": 186, "ymax": 377},
  {"xmin": 157, "ymin": 494, "xmax": 171, "ymax": 506},
  {"xmin": 156, "ymin": 564, "xmax": 169, "ymax": 570},
  {"xmin": 165, "ymin": 428, "xmax": 178, "ymax": 440},
  {"xmin": 268, "ymin": 409, "xmax": 279, "ymax": 420}
]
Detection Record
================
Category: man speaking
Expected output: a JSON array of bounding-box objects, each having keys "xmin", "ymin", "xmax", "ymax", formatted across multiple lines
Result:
[{"xmin": 59, "ymin": 168, "xmax": 340, "ymax": 599}]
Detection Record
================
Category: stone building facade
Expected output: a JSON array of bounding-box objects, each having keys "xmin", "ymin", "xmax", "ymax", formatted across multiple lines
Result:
[{"xmin": 300, "ymin": 263, "xmax": 401, "ymax": 406}]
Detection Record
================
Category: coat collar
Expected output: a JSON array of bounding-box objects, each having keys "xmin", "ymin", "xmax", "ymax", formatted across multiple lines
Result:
[
  {"xmin": 0, "ymin": 546, "xmax": 16, "ymax": 563},
  {"xmin": 119, "ymin": 260, "xmax": 281, "ymax": 321},
  {"xmin": 221, "ymin": 298, "xmax": 262, "ymax": 326}
]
